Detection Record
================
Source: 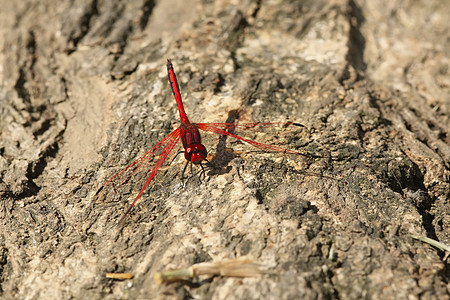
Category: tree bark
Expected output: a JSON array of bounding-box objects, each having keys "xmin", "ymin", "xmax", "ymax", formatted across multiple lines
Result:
[{"xmin": 0, "ymin": 0, "xmax": 448, "ymax": 299}]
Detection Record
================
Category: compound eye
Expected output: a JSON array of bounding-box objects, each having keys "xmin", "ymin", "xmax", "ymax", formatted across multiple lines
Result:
[
  {"xmin": 190, "ymin": 152, "xmax": 204, "ymax": 164},
  {"xmin": 184, "ymin": 144, "xmax": 207, "ymax": 164}
]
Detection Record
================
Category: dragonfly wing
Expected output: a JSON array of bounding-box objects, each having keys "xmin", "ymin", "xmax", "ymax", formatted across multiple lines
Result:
[
  {"xmin": 196, "ymin": 121, "xmax": 303, "ymax": 131},
  {"xmin": 130, "ymin": 128, "xmax": 182, "ymax": 202},
  {"xmin": 99, "ymin": 128, "xmax": 182, "ymax": 192},
  {"xmin": 97, "ymin": 127, "xmax": 183, "ymax": 223},
  {"xmin": 117, "ymin": 127, "xmax": 183, "ymax": 223},
  {"xmin": 119, "ymin": 128, "xmax": 182, "ymax": 224},
  {"xmin": 196, "ymin": 123, "xmax": 308, "ymax": 156}
]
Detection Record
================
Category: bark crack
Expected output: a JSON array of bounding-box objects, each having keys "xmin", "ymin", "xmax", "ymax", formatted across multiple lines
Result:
[{"xmin": 339, "ymin": 0, "xmax": 366, "ymax": 86}]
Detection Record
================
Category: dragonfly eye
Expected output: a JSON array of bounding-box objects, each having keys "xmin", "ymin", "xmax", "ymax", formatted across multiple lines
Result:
[{"xmin": 185, "ymin": 144, "xmax": 207, "ymax": 164}]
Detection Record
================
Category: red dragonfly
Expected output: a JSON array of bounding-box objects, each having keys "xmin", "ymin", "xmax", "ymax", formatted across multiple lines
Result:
[{"xmin": 98, "ymin": 59, "xmax": 311, "ymax": 223}]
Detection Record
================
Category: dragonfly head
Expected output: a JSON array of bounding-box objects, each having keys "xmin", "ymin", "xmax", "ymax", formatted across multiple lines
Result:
[{"xmin": 185, "ymin": 144, "xmax": 207, "ymax": 164}]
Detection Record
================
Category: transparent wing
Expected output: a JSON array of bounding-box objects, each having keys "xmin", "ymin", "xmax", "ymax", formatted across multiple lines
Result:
[
  {"xmin": 197, "ymin": 121, "xmax": 303, "ymax": 131},
  {"xmin": 196, "ymin": 122, "xmax": 309, "ymax": 157},
  {"xmin": 96, "ymin": 127, "xmax": 183, "ymax": 223}
]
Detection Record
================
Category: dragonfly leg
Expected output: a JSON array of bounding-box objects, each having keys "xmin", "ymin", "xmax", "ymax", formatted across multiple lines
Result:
[
  {"xmin": 199, "ymin": 163, "xmax": 207, "ymax": 180},
  {"xmin": 283, "ymin": 121, "xmax": 306, "ymax": 128},
  {"xmin": 181, "ymin": 160, "xmax": 190, "ymax": 180},
  {"xmin": 180, "ymin": 159, "xmax": 209, "ymax": 182},
  {"xmin": 169, "ymin": 151, "xmax": 184, "ymax": 166}
]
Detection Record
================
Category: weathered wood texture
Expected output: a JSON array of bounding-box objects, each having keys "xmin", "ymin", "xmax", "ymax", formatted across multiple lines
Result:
[{"xmin": 0, "ymin": 0, "xmax": 448, "ymax": 299}]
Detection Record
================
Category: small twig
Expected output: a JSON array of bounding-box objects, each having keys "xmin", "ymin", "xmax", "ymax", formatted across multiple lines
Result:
[
  {"xmin": 154, "ymin": 257, "xmax": 263, "ymax": 284},
  {"xmin": 105, "ymin": 273, "xmax": 134, "ymax": 280},
  {"xmin": 410, "ymin": 234, "xmax": 450, "ymax": 260}
]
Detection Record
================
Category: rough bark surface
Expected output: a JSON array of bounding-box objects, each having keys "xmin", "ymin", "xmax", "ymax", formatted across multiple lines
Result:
[{"xmin": 0, "ymin": 0, "xmax": 449, "ymax": 299}]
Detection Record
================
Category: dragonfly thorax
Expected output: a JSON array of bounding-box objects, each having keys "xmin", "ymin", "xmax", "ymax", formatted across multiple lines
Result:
[{"xmin": 185, "ymin": 144, "xmax": 207, "ymax": 164}]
